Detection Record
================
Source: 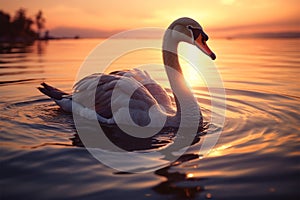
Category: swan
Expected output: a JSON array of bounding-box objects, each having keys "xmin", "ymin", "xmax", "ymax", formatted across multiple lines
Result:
[{"xmin": 38, "ymin": 17, "xmax": 216, "ymax": 129}]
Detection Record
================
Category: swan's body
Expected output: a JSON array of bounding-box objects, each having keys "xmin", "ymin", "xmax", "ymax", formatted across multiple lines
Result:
[{"xmin": 38, "ymin": 17, "xmax": 215, "ymax": 129}]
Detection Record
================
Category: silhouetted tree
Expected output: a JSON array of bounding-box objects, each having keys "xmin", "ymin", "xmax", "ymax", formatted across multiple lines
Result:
[
  {"xmin": 35, "ymin": 10, "xmax": 45, "ymax": 39},
  {"xmin": 11, "ymin": 8, "xmax": 36, "ymax": 41},
  {"xmin": 0, "ymin": 10, "xmax": 11, "ymax": 37},
  {"xmin": 0, "ymin": 8, "xmax": 47, "ymax": 43}
]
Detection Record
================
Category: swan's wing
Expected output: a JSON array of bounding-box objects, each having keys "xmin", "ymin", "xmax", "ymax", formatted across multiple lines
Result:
[
  {"xmin": 112, "ymin": 68, "xmax": 175, "ymax": 114},
  {"xmin": 73, "ymin": 72, "xmax": 160, "ymax": 126}
]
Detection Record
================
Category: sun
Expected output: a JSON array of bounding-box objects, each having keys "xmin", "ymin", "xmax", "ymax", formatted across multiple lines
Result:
[
  {"xmin": 178, "ymin": 43, "xmax": 208, "ymax": 88},
  {"xmin": 181, "ymin": 62, "xmax": 205, "ymax": 87}
]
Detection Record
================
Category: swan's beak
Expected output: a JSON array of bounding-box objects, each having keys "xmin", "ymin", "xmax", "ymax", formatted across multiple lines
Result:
[{"xmin": 195, "ymin": 36, "xmax": 216, "ymax": 60}]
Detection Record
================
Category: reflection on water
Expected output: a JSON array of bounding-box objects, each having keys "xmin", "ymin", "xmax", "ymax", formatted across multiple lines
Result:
[
  {"xmin": 1, "ymin": 38, "xmax": 300, "ymax": 199},
  {"xmin": 153, "ymin": 154, "xmax": 205, "ymax": 199}
]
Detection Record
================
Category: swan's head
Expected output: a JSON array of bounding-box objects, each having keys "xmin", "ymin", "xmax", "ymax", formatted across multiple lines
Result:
[
  {"xmin": 187, "ymin": 25, "xmax": 216, "ymax": 60},
  {"xmin": 165, "ymin": 17, "xmax": 216, "ymax": 60}
]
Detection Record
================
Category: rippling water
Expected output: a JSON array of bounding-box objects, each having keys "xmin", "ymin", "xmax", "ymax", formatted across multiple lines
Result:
[{"xmin": 1, "ymin": 38, "xmax": 300, "ymax": 199}]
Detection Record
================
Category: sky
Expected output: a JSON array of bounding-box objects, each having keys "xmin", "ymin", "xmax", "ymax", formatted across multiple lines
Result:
[{"xmin": 1, "ymin": 0, "xmax": 299, "ymax": 38}]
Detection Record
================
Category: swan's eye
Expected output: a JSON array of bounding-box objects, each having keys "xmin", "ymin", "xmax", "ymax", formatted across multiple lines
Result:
[
  {"xmin": 187, "ymin": 26, "xmax": 208, "ymax": 42},
  {"xmin": 187, "ymin": 26, "xmax": 201, "ymax": 39}
]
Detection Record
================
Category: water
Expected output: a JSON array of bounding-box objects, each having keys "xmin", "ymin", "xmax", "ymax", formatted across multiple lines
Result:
[{"xmin": 1, "ymin": 38, "xmax": 300, "ymax": 199}]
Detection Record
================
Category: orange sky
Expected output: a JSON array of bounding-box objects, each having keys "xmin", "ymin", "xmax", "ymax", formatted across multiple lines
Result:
[{"xmin": 1, "ymin": 0, "xmax": 299, "ymax": 37}]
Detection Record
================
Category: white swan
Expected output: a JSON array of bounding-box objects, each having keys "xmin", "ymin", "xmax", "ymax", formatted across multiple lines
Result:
[{"xmin": 38, "ymin": 17, "xmax": 216, "ymax": 129}]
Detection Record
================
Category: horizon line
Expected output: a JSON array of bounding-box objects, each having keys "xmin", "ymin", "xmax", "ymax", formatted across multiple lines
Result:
[{"xmin": 47, "ymin": 29, "xmax": 300, "ymax": 40}]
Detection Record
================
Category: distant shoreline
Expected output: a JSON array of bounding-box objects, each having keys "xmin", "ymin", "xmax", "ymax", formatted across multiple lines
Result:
[{"xmin": 1, "ymin": 32, "xmax": 300, "ymax": 45}]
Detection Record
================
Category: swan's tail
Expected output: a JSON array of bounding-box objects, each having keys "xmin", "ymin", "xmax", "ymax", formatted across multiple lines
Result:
[
  {"xmin": 37, "ymin": 83, "xmax": 114, "ymax": 124},
  {"xmin": 38, "ymin": 82, "xmax": 72, "ymax": 112},
  {"xmin": 38, "ymin": 82, "xmax": 69, "ymax": 100}
]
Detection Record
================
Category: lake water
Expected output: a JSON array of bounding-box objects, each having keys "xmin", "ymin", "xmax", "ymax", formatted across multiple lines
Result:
[{"xmin": 1, "ymin": 38, "xmax": 299, "ymax": 199}]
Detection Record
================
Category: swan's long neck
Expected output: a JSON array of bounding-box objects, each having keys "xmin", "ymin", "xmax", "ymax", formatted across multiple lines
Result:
[
  {"xmin": 162, "ymin": 30, "xmax": 200, "ymax": 121},
  {"xmin": 162, "ymin": 43, "xmax": 182, "ymax": 73},
  {"xmin": 162, "ymin": 37, "xmax": 183, "ymax": 115}
]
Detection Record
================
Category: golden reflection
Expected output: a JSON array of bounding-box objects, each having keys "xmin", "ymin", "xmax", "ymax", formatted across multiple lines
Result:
[
  {"xmin": 189, "ymin": 167, "xmax": 257, "ymax": 179},
  {"xmin": 186, "ymin": 173, "xmax": 194, "ymax": 178},
  {"xmin": 154, "ymin": 161, "xmax": 204, "ymax": 199},
  {"xmin": 206, "ymin": 193, "xmax": 212, "ymax": 199},
  {"xmin": 208, "ymin": 132, "xmax": 265, "ymax": 157}
]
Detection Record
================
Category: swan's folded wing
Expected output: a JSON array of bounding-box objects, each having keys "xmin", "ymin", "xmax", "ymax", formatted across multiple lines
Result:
[
  {"xmin": 73, "ymin": 73, "xmax": 159, "ymax": 126},
  {"xmin": 112, "ymin": 69, "xmax": 175, "ymax": 113},
  {"xmin": 125, "ymin": 68, "xmax": 175, "ymax": 114}
]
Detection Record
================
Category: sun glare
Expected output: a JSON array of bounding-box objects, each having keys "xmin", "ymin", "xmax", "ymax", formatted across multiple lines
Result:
[
  {"xmin": 178, "ymin": 43, "xmax": 212, "ymax": 88},
  {"xmin": 187, "ymin": 173, "xmax": 194, "ymax": 178}
]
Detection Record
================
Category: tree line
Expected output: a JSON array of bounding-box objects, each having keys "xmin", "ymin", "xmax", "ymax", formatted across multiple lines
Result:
[{"xmin": 0, "ymin": 8, "xmax": 46, "ymax": 43}]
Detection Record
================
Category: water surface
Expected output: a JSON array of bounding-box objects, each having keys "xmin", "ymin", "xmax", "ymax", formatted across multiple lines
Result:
[{"xmin": 1, "ymin": 38, "xmax": 300, "ymax": 199}]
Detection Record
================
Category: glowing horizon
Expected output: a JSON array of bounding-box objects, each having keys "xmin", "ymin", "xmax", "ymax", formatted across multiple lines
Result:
[{"xmin": 1, "ymin": 0, "xmax": 299, "ymax": 38}]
